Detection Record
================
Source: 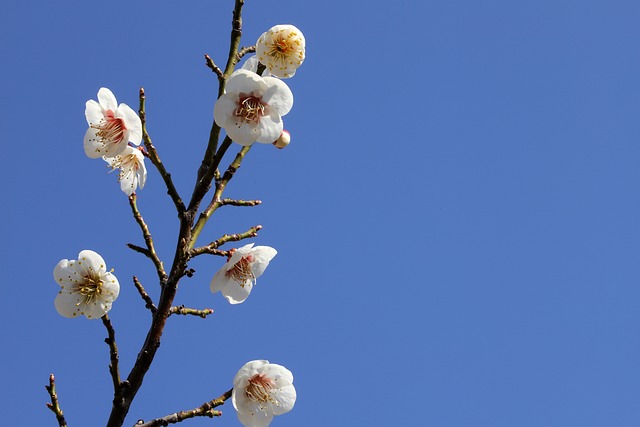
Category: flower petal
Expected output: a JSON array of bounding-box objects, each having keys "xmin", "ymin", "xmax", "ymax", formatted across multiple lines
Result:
[
  {"xmin": 210, "ymin": 268, "xmax": 231, "ymax": 293},
  {"xmin": 226, "ymin": 69, "xmax": 267, "ymax": 94},
  {"xmin": 254, "ymin": 112, "xmax": 283, "ymax": 144},
  {"xmin": 54, "ymin": 259, "xmax": 76, "ymax": 287},
  {"xmin": 227, "ymin": 121, "xmax": 261, "ymax": 146},
  {"xmin": 271, "ymin": 383, "xmax": 296, "ymax": 415},
  {"xmin": 97, "ymin": 87, "xmax": 118, "ymax": 112},
  {"xmin": 249, "ymin": 246, "xmax": 277, "ymax": 278},
  {"xmin": 101, "ymin": 272, "xmax": 120, "ymax": 302},
  {"xmin": 237, "ymin": 410, "xmax": 273, "ymax": 427},
  {"xmin": 55, "ymin": 291, "xmax": 83, "ymax": 318},
  {"xmin": 221, "ymin": 278, "xmax": 253, "ymax": 304},
  {"xmin": 76, "ymin": 250, "xmax": 106, "ymax": 276},
  {"xmin": 85, "ymin": 100, "xmax": 104, "ymax": 126},
  {"xmin": 84, "ymin": 128, "xmax": 107, "ymax": 158},
  {"xmin": 213, "ymin": 94, "xmax": 240, "ymax": 128},
  {"xmin": 117, "ymin": 103, "xmax": 142, "ymax": 145},
  {"xmin": 261, "ymin": 77, "xmax": 293, "ymax": 116},
  {"xmin": 233, "ymin": 360, "xmax": 268, "ymax": 388}
]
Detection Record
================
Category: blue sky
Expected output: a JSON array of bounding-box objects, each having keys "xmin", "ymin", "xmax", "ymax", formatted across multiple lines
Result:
[{"xmin": 2, "ymin": 0, "xmax": 640, "ymax": 426}]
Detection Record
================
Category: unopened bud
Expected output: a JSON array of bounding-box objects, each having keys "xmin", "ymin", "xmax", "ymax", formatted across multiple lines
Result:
[{"xmin": 273, "ymin": 130, "xmax": 291, "ymax": 149}]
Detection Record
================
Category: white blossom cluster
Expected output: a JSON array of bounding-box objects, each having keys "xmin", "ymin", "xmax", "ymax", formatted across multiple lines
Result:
[{"xmin": 215, "ymin": 24, "xmax": 305, "ymax": 148}]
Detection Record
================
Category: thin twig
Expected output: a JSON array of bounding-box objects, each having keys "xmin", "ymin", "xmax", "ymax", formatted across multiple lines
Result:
[
  {"xmin": 204, "ymin": 54, "xmax": 224, "ymax": 80},
  {"xmin": 169, "ymin": 305, "xmax": 214, "ymax": 318},
  {"xmin": 102, "ymin": 315, "xmax": 121, "ymax": 390},
  {"xmin": 220, "ymin": 198, "xmax": 261, "ymax": 207},
  {"xmin": 236, "ymin": 45, "xmax": 256, "ymax": 60},
  {"xmin": 191, "ymin": 144, "xmax": 252, "ymax": 245},
  {"xmin": 139, "ymin": 88, "xmax": 186, "ymax": 213},
  {"xmin": 134, "ymin": 389, "xmax": 232, "ymax": 427},
  {"xmin": 126, "ymin": 243, "xmax": 150, "ymax": 257},
  {"xmin": 45, "ymin": 374, "xmax": 68, "ymax": 427},
  {"xmin": 191, "ymin": 225, "xmax": 262, "ymax": 257},
  {"xmin": 133, "ymin": 276, "xmax": 157, "ymax": 314},
  {"xmin": 128, "ymin": 194, "xmax": 168, "ymax": 284}
]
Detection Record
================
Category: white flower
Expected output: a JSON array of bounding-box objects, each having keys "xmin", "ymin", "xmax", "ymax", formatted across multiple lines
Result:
[
  {"xmin": 53, "ymin": 250, "xmax": 120, "ymax": 319},
  {"xmin": 256, "ymin": 25, "xmax": 305, "ymax": 78},
  {"xmin": 213, "ymin": 69, "xmax": 293, "ymax": 146},
  {"xmin": 104, "ymin": 146, "xmax": 147, "ymax": 196},
  {"xmin": 84, "ymin": 87, "xmax": 142, "ymax": 159},
  {"xmin": 210, "ymin": 243, "xmax": 277, "ymax": 304},
  {"xmin": 232, "ymin": 360, "xmax": 296, "ymax": 427}
]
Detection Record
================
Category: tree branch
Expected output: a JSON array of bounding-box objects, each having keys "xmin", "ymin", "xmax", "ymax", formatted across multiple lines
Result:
[
  {"xmin": 134, "ymin": 389, "xmax": 232, "ymax": 427},
  {"xmin": 45, "ymin": 374, "xmax": 68, "ymax": 427},
  {"xmin": 191, "ymin": 225, "xmax": 262, "ymax": 257},
  {"xmin": 220, "ymin": 198, "xmax": 261, "ymax": 207},
  {"xmin": 128, "ymin": 194, "xmax": 168, "ymax": 284},
  {"xmin": 133, "ymin": 276, "xmax": 157, "ymax": 314},
  {"xmin": 189, "ymin": 0, "xmax": 247, "ymax": 215},
  {"xmin": 169, "ymin": 305, "xmax": 214, "ymax": 318},
  {"xmin": 237, "ymin": 45, "xmax": 255, "ymax": 60},
  {"xmin": 102, "ymin": 315, "xmax": 121, "ymax": 390},
  {"xmin": 204, "ymin": 54, "xmax": 224, "ymax": 80},
  {"xmin": 191, "ymin": 145, "xmax": 252, "ymax": 245},
  {"xmin": 139, "ymin": 88, "xmax": 186, "ymax": 214}
]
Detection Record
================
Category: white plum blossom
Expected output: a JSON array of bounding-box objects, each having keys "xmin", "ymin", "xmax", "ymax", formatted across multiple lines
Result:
[
  {"xmin": 213, "ymin": 69, "xmax": 293, "ymax": 146},
  {"xmin": 232, "ymin": 360, "xmax": 296, "ymax": 427},
  {"xmin": 84, "ymin": 87, "xmax": 142, "ymax": 159},
  {"xmin": 256, "ymin": 25, "xmax": 305, "ymax": 78},
  {"xmin": 53, "ymin": 250, "xmax": 120, "ymax": 319},
  {"xmin": 104, "ymin": 146, "xmax": 147, "ymax": 196},
  {"xmin": 210, "ymin": 243, "xmax": 277, "ymax": 304}
]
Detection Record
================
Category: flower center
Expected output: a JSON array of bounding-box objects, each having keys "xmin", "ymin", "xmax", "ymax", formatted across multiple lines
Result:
[
  {"xmin": 92, "ymin": 111, "xmax": 127, "ymax": 145},
  {"xmin": 226, "ymin": 256, "xmax": 255, "ymax": 287},
  {"xmin": 234, "ymin": 96, "xmax": 265, "ymax": 124},
  {"xmin": 266, "ymin": 31, "xmax": 303, "ymax": 66},
  {"xmin": 76, "ymin": 275, "xmax": 104, "ymax": 304},
  {"xmin": 246, "ymin": 374, "xmax": 276, "ymax": 405}
]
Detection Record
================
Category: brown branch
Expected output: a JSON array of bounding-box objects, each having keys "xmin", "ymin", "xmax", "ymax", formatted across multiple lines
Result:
[
  {"xmin": 189, "ymin": 0, "xmax": 247, "ymax": 215},
  {"xmin": 236, "ymin": 45, "xmax": 255, "ymax": 60},
  {"xmin": 107, "ymin": 211, "xmax": 195, "ymax": 427},
  {"xmin": 204, "ymin": 54, "xmax": 224, "ymax": 80},
  {"xmin": 220, "ymin": 198, "xmax": 261, "ymax": 207},
  {"xmin": 191, "ymin": 225, "xmax": 262, "ymax": 257},
  {"xmin": 45, "ymin": 374, "xmax": 68, "ymax": 427},
  {"xmin": 191, "ymin": 144, "xmax": 252, "ymax": 244},
  {"xmin": 126, "ymin": 244, "xmax": 150, "ymax": 257},
  {"xmin": 128, "ymin": 194, "xmax": 168, "ymax": 284},
  {"xmin": 133, "ymin": 276, "xmax": 157, "ymax": 314},
  {"xmin": 139, "ymin": 88, "xmax": 186, "ymax": 214},
  {"xmin": 102, "ymin": 315, "xmax": 121, "ymax": 390},
  {"xmin": 169, "ymin": 305, "xmax": 214, "ymax": 318},
  {"xmin": 106, "ymin": 3, "xmax": 246, "ymax": 426},
  {"xmin": 135, "ymin": 389, "xmax": 232, "ymax": 427}
]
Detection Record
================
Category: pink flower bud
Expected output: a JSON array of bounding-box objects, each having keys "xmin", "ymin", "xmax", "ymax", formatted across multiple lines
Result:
[{"xmin": 273, "ymin": 130, "xmax": 291, "ymax": 149}]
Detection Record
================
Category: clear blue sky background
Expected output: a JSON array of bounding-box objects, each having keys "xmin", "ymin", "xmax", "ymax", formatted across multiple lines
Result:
[{"xmin": 2, "ymin": 0, "xmax": 640, "ymax": 426}]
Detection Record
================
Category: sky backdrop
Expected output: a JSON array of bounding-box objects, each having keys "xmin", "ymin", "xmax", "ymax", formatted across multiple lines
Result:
[{"xmin": 2, "ymin": 0, "xmax": 640, "ymax": 426}]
